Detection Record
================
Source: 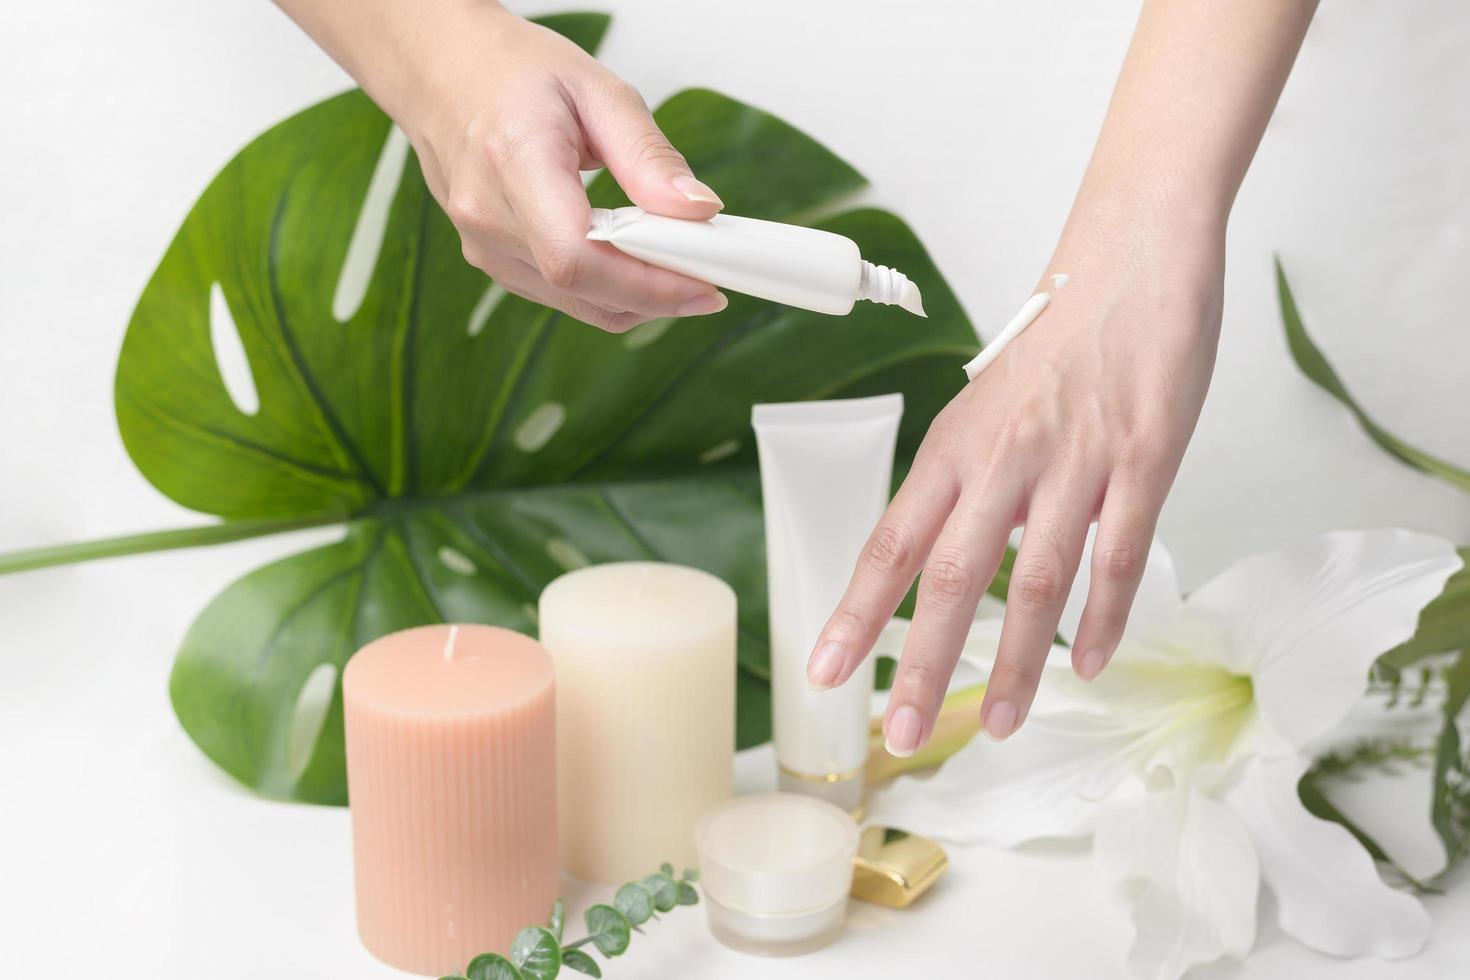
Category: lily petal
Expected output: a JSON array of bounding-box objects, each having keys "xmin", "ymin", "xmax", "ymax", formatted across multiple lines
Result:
[
  {"xmin": 1095, "ymin": 785, "xmax": 1259, "ymax": 980},
  {"xmin": 866, "ymin": 706, "xmax": 1151, "ymax": 845},
  {"xmin": 1223, "ymin": 754, "xmax": 1430, "ymax": 960},
  {"xmin": 1058, "ymin": 527, "xmax": 1185, "ymax": 648},
  {"xmin": 1186, "ymin": 530, "xmax": 1460, "ymax": 751}
]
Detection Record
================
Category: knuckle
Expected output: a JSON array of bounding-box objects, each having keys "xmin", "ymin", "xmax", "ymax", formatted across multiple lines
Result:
[
  {"xmin": 988, "ymin": 656, "xmax": 1041, "ymax": 692},
  {"xmin": 921, "ymin": 548, "xmax": 975, "ymax": 607},
  {"xmin": 446, "ymin": 194, "xmax": 488, "ymax": 233},
  {"xmin": 481, "ymin": 123, "xmax": 537, "ymax": 169},
  {"xmin": 898, "ymin": 655, "xmax": 942, "ymax": 693},
  {"xmin": 826, "ymin": 606, "xmax": 869, "ymax": 643},
  {"xmin": 627, "ymin": 127, "xmax": 686, "ymax": 172},
  {"xmin": 1094, "ymin": 539, "xmax": 1143, "ymax": 582},
  {"xmin": 537, "ymin": 243, "xmax": 582, "ymax": 291},
  {"xmin": 863, "ymin": 522, "xmax": 913, "ymax": 576},
  {"xmin": 602, "ymin": 312, "xmax": 645, "ymax": 334},
  {"xmin": 1011, "ymin": 559, "xmax": 1065, "ymax": 609}
]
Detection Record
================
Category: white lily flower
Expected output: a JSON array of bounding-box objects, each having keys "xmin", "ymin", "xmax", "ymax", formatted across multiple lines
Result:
[{"xmin": 866, "ymin": 529, "xmax": 1461, "ymax": 980}]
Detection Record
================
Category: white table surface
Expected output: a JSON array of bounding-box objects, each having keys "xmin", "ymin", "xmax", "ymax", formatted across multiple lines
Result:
[{"xmin": 2, "ymin": 539, "xmax": 1467, "ymax": 979}]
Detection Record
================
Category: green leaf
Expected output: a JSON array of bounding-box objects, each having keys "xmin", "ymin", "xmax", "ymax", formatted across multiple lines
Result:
[
  {"xmin": 559, "ymin": 949, "xmax": 601, "ymax": 978},
  {"xmin": 583, "ymin": 905, "xmax": 632, "ymax": 958},
  {"xmin": 1431, "ymin": 650, "xmax": 1470, "ymax": 865},
  {"xmin": 675, "ymin": 882, "xmax": 699, "ymax": 906},
  {"xmin": 681, "ymin": 868, "xmax": 699, "ymax": 883},
  {"xmin": 94, "ymin": 14, "xmax": 976, "ymax": 801},
  {"xmin": 1276, "ymin": 260, "xmax": 1470, "ymax": 678},
  {"xmin": 466, "ymin": 953, "xmax": 523, "ymax": 980},
  {"xmin": 613, "ymin": 882, "xmax": 654, "ymax": 926},
  {"xmin": 1298, "ymin": 766, "xmax": 1433, "ymax": 891},
  {"xmin": 548, "ymin": 899, "xmax": 565, "ymax": 943},
  {"xmin": 639, "ymin": 874, "xmax": 678, "ymax": 913},
  {"xmin": 510, "ymin": 926, "xmax": 562, "ymax": 980},
  {"xmin": 1276, "ymin": 258, "xmax": 1470, "ymax": 494},
  {"xmin": 1379, "ymin": 549, "xmax": 1470, "ymax": 673},
  {"xmin": 658, "ymin": 862, "xmax": 674, "ymax": 878}
]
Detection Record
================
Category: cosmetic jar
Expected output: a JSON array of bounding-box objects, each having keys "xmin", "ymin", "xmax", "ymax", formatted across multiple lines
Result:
[{"xmin": 694, "ymin": 793, "xmax": 861, "ymax": 956}]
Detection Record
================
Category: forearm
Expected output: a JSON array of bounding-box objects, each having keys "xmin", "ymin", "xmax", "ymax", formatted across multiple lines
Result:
[
  {"xmin": 1072, "ymin": 0, "xmax": 1318, "ymax": 234},
  {"xmin": 272, "ymin": 0, "xmax": 514, "ymax": 139}
]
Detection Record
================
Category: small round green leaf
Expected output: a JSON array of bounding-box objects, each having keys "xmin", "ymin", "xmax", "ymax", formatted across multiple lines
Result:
[
  {"xmin": 584, "ymin": 904, "xmax": 632, "ymax": 957},
  {"xmin": 676, "ymin": 882, "xmax": 699, "ymax": 906},
  {"xmin": 510, "ymin": 926, "xmax": 562, "ymax": 980},
  {"xmin": 681, "ymin": 868, "xmax": 700, "ymax": 883},
  {"xmin": 466, "ymin": 953, "xmax": 522, "ymax": 980},
  {"xmin": 549, "ymin": 898, "xmax": 566, "ymax": 942},
  {"xmin": 614, "ymin": 882, "xmax": 654, "ymax": 926},
  {"xmin": 560, "ymin": 949, "xmax": 602, "ymax": 978},
  {"xmin": 659, "ymin": 862, "xmax": 675, "ymax": 878},
  {"xmin": 640, "ymin": 874, "xmax": 678, "ymax": 913}
]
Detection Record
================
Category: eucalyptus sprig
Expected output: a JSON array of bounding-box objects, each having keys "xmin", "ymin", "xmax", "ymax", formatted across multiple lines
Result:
[{"xmin": 441, "ymin": 864, "xmax": 700, "ymax": 980}]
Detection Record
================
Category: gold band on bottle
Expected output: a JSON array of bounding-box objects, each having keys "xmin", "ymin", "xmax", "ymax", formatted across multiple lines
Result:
[{"xmin": 776, "ymin": 762, "xmax": 865, "ymax": 784}]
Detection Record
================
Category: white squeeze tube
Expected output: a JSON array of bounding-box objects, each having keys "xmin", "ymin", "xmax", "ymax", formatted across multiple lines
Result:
[
  {"xmin": 752, "ymin": 394, "xmax": 904, "ymax": 813},
  {"xmin": 588, "ymin": 207, "xmax": 927, "ymax": 317}
]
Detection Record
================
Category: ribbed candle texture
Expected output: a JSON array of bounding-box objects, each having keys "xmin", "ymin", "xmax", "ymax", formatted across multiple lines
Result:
[
  {"xmin": 540, "ymin": 562, "xmax": 736, "ymax": 884},
  {"xmin": 343, "ymin": 624, "xmax": 558, "ymax": 977}
]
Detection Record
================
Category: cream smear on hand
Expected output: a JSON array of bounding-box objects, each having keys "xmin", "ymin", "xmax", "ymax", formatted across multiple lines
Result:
[
  {"xmin": 589, "ymin": 206, "xmax": 926, "ymax": 317},
  {"xmin": 960, "ymin": 272, "xmax": 1067, "ymax": 381}
]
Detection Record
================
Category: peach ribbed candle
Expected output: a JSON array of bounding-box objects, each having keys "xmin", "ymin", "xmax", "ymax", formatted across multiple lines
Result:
[
  {"xmin": 540, "ymin": 562, "xmax": 735, "ymax": 884},
  {"xmin": 343, "ymin": 624, "xmax": 558, "ymax": 977}
]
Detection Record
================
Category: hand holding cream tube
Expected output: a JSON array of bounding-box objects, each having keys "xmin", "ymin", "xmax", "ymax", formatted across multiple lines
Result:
[
  {"xmin": 589, "ymin": 207, "xmax": 926, "ymax": 317},
  {"xmin": 753, "ymin": 394, "xmax": 904, "ymax": 812}
]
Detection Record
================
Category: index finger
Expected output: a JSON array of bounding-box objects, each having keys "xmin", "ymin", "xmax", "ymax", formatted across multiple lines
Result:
[
  {"xmin": 497, "ymin": 132, "xmax": 722, "ymax": 318},
  {"xmin": 805, "ymin": 463, "xmax": 959, "ymax": 691}
]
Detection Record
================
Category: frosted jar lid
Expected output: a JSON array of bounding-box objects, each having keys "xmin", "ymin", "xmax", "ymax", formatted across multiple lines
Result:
[{"xmin": 695, "ymin": 793, "xmax": 860, "ymax": 916}]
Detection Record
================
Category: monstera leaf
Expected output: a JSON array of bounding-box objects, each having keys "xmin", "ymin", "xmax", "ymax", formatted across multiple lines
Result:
[{"xmin": 5, "ymin": 13, "xmax": 980, "ymax": 804}]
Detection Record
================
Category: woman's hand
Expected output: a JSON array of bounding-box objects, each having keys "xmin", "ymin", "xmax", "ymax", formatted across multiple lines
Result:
[
  {"xmin": 277, "ymin": 1, "xmax": 727, "ymax": 332},
  {"xmin": 804, "ymin": 0, "xmax": 1315, "ymax": 756},
  {"xmin": 807, "ymin": 203, "xmax": 1224, "ymax": 752}
]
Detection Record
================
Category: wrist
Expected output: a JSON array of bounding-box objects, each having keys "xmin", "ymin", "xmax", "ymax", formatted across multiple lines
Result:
[{"xmin": 354, "ymin": 1, "xmax": 521, "ymax": 150}]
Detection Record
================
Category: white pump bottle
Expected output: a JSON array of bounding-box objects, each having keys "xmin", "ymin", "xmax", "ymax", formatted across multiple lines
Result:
[{"xmin": 587, "ymin": 206, "xmax": 926, "ymax": 318}]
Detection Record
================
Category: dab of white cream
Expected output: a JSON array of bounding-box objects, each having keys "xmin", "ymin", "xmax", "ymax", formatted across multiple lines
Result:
[
  {"xmin": 961, "ymin": 292, "xmax": 1051, "ymax": 381},
  {"xmin": 1050, "ymin": 272, "xmax": 1070, "ymax": 290}
]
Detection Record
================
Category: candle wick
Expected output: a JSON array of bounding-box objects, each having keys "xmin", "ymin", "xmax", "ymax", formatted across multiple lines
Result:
[{"xmin": 442, "ymin": 624, "xmax": 460, "ymax": 663}]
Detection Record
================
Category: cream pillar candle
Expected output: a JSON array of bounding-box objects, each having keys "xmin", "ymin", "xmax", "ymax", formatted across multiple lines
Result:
[
  {"xmin": 343, "ymin": 624, "xmax": 558, "ymax": 977},
  {"xmin": 540, "ymin": 562, "xmax": 735, "ymax": 884}
]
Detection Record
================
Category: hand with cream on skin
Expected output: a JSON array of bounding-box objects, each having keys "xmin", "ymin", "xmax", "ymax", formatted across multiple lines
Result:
[
  {"xmin": 273, "ymin": 0, "xmax": 727, "ymax": 332},
  {"xmin": 809, "ymin": 0, "xmax": 1321, "ymax": 754}
]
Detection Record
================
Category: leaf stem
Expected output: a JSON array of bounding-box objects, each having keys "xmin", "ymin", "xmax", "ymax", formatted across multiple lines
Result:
[{"xmin": 0, "ymin": 515, "xmax": 347, "ymax": 575}]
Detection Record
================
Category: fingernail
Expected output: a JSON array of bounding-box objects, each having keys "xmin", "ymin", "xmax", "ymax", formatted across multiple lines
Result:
[
  {"xmin": 806, "ymin": 642, "xmax": 844, "ymax": 690},
  {"xmin": 884, "ymin": 705, "xmax": 922, "ymax": 758},
  {"xmin": 983, "ymin": 701, "xmax": 1018, "ymax": 742},
  {"xmin": 676, "ymin": 292, "xmax": 727, "ymax": 317},
  {"xmin": 1078, "ymin": 648, "xmax": 1107, "ymax": 681},
  {"xmin": 672, "ymin": 174, "xmax": 723, "ymax": 207}
]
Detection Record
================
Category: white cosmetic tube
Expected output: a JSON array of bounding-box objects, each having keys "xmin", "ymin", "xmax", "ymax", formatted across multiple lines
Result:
[
  {"xmin": 752, "ymin": 394, "xmax": 904, "ymax": 812},
  {"xmin": 588, "ymin": 207, "xmax": 926, "ymax": 317}
]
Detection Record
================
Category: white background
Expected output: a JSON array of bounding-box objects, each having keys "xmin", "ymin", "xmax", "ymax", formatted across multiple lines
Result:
[{"xmin": 3, "ymin": 1, "xmax": 1469, "ymax": 977}]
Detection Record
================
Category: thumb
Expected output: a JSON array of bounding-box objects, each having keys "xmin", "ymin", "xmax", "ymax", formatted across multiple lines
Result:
[{"xmin": 580, "ymin": 80, "xmax": 723, "ymax": 219}]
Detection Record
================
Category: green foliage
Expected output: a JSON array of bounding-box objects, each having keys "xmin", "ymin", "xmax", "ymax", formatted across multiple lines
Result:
[
  {"xmin": 466, "ymin": 952, "xmax": 522, "ymax": 980},
  {"xmin": 454, "ymin": 866, "xmax": 696, "ymax": 980},
  {"xmin": 612, "ymin": 883, "xmax": 653, "ymax": 926},
  {"xmin": 581, "ymin": 906, "xmax": 632, "ymax": 958},
  {"xmin": 0, "ymin": 11, "xmax": 986, "ymax": 804},
  {"xmin": 511, "ymin": 927, "xmax": 562, "ymax": 980},
  {"xmin": 1278, "ymin": 258, "xmax": 1470, "ymax": 872},
  {"xmin": 560, "ymin": 950, "xmax": 601, "ymax": 978}
]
